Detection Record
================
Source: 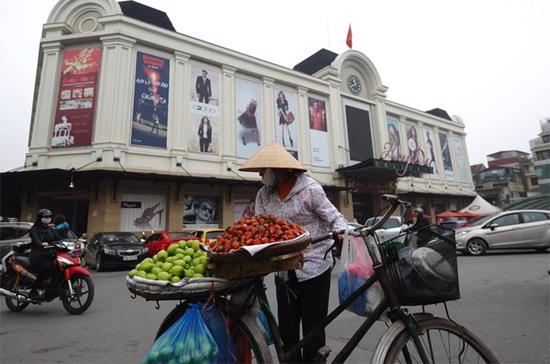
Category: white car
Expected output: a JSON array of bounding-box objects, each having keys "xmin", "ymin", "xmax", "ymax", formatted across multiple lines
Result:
[{"xmin": 363, "ymin": 216, "xmax": 410, "ymax": 244}]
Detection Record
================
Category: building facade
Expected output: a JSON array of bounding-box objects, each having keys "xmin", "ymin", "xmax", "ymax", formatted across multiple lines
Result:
[
  {"xmin": 530, "ymin": 118, "xmax": 550, "ymax": 195},
  {"xmin": 1, "ymin": 0, "xmax": 476, "ymax": 236}
]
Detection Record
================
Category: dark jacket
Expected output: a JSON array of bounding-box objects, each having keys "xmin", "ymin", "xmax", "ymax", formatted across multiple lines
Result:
[
  {"xmin": 197, "ymin": 123, "xmax": 212, "ymax": 143},
  {"xmin": 195, "ymin": 76, "xmax": 211, "ymax": 98},
  {"xmin": 29, "ymin": 223, "xmax": 62, "ymax": 252}
]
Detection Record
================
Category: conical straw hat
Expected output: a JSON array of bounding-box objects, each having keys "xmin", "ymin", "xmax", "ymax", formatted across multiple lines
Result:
[{"xmin": 239, "ymin": 142, "xmax": 307, "ymax": 172}]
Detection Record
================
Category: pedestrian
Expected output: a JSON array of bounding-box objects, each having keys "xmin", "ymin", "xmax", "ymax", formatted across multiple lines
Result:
[{"xmin": 239, "ymin": 142, "xmax": 348, "ymax": 362}]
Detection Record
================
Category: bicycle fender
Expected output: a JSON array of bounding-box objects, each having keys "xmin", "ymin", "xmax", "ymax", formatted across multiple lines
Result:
[
  {"xmin": 64, "ymin": 265, "xmax": 91, "ymax": 280},
  {"xmin": 371, "ymin": 313, "xmax": 434, "ymax": 363}
]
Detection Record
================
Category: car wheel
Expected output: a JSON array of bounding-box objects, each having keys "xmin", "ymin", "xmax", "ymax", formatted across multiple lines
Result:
[
  {"xmin": 95, "ymin": 254, "xmax": 103, "ymax": 272},
  {"xmin": 467, "ymin": 238, "xmax": 487, "ymax": 256}
]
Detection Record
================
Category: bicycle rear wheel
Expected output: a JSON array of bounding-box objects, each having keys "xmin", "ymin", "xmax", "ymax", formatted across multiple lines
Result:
[
  {"xmin": 381, "ymin": 317, "xmax": 499, "ymax": 363},
  {"xmin": 155, "ymin": 302, "xmax": 273, "ymax": 363}
]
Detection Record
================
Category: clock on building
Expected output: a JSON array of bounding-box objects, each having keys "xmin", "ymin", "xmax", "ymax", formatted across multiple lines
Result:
[{"xmin": 347, "ymin": 75, "xmax": 362, "ymax": 95}]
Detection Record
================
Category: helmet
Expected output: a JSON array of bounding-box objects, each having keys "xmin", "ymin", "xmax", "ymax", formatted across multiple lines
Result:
[{"xmin": 37, "ymin": 209, "xmax": 53, "ymax": 219}]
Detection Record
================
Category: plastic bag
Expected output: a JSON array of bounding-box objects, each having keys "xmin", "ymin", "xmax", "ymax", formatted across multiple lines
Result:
[
  {"xmin": 141, "ymin": 303, "xmax": 219, "ymax": 364},
  {"xmin": 338, "ymin": 232, "xmax": 383, "ymax": 316},
  {"xmin": 201, "ymin": 303, "xmax": 237, "ymax": 363}
]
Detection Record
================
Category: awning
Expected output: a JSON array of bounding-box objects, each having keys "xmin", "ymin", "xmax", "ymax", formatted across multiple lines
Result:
[{"xmin": 336, "ymin": 159, "xmax": 433, "ymax": 182}]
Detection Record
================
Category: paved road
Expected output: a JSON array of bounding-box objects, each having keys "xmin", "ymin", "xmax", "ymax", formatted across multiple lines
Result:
[{"xmin": 1, "ymin": 250, "xmax": 548, "ymax": 363}]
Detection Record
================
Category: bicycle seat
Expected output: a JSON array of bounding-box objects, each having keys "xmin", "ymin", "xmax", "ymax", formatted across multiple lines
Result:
[{"xmin": 12, "ymin": 255, "xmax": 32, "ymax": 269}]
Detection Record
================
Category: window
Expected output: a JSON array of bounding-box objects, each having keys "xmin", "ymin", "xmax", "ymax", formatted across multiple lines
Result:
[
  {"xmin": 0, "ymin": 227, "xmax": 17, "ymax": 240},
  {"xmin": 206, "ymin": 231, "xmax": 223, "ymax": 240},
  {"xmin": 521, "ymin": 212, "xmax": 548, "ymax": 223},
  {"xmin": 492, "ymin": 214, "xmax": 520, "ymax": 227}
]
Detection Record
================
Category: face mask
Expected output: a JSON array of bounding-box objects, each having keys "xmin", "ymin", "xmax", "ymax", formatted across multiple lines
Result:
[
  {"xmin": 261, "ymin": 168, "xmax": 276, "ymax": 187},
  {"xmin": 41, "ymin": 217, "xmax": 52, "ymax": 225}
]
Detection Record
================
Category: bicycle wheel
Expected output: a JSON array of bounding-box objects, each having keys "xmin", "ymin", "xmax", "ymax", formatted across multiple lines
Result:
[
  {"xmin": 380, "ymin": 316, "xmax": 499, "ymax": 363},
  {"xmin": 156, "ymin": 302, "xmax": 273, "ymax": 363}
]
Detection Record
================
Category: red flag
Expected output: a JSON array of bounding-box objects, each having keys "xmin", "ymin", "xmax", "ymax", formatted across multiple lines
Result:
[{"xmin": 346, "ymin": 24, "xmax": 352, "ymax": 48}]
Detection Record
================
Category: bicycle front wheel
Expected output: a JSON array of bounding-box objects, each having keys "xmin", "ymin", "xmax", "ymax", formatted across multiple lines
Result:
[{"xmin": 381, "ymin": 317, "xmax": 499, "ymax": 363}]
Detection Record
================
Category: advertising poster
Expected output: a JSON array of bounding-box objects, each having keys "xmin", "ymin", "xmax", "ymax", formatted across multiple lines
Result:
[
  {"xmin": 235, "ymin": 77, "xmax": 262, "ymax": 159},
  {"xmin": 451, "ymin": 135, "xmax": 469, "ymax": 183},
  {"xmin": 308, "ymin": 97, "xmax": 330, "ymax": 167},
  {"xmin": 233, "ymin": 198, "xmax": 256, "ymax": 221},
  {"xmin": 52, "ymin": 47, "xmax": 101, "ymax": 147},
  {"xmin": 189, "ymin": 63, "xmax": 220, "ymax": 154},
  {"xmin": 119, "ymin": 193, "xmax": 166, "ymax": 232},
  {"xmin": 183, "ymin": 196, "xmax": 220, "ymax": 228},
  {"xmin": 274, "ymin": 88, "xmax": 299, "ymax": 159},
  {"xmin": 131, "ymin": 52, "xmax": 170, "ymax": 148},
  {"xmin": 405, "ymin": 124, "xmax": 425, "ymax": 165},
  {"xmin": 381, "ymin": 117, "xmax": 403, "ymax": 161},
  {"xmin": 439, "ymin": 132, "xmax": 454, "ymax": 180},
  {"xmin": 423, "ymin": 128, "xmax": 439, "ymax": 178}
]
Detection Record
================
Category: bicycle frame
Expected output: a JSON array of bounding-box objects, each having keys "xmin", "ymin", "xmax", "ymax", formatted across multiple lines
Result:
[{"xmin": 256, "ymin": 197, "xmax": 432, "ymax": 363}]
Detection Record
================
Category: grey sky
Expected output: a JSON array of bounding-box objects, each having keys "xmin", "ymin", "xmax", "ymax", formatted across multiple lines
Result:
[{"xmin": 1, "ymin": 0, "xmax": 549, "ymax": 172}]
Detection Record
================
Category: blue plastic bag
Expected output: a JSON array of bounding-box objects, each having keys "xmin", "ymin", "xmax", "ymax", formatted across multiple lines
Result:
[
  {"xmin": 257, "ymin": 309, "xmax": 274, "ymax": 346},
  {"xmin": 201, "ymin": 304, "xmax": 237, "ymax": 363},
  {"xmin": 141, "ymin": 303, "xmax": 219, "ymax": 364}
]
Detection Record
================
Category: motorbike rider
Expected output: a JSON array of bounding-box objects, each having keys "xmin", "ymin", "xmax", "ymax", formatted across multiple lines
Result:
[{"xmin": 28, "ymin": 209, "xmax": 62, "ymax": 299}]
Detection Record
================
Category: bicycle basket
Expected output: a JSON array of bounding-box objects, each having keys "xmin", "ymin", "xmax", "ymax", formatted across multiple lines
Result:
[{"xmin": 380, "ymin": 225, "xmax": 460, "ymax": 306}]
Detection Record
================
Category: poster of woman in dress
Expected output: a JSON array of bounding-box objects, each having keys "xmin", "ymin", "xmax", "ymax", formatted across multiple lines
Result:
[
  {"xmin": 439, "ymin": 132, "xmax": 454, "ymax": 180},
  {"xmin": 423, "ymin": 127, "xmax": 439, "ymax": 178},
  {"xmin": 131, "ymin": 52, "xmax": 170, "ymax": 148},
  {"xmin": 405, "ymin": 124, "xmax": 426, "ymax": 165},
  {"xmin": 381, "ymin": 117, "xmax": 403, "ymax": 161},
  {"xmin": 236, "ymin": 77, "xmax": 262, "ymax": 159},
  {"xmin": 274, "ymin": 88, "xmax": 298, "ymax": 158},
  {"xmin": 308, "ymin": 97, "xmax": 330, "ymax": 167}
]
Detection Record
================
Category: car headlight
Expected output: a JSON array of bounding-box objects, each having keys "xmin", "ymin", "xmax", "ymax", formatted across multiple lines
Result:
[
  {"xmin": 456, "ymin": 231, "xmax": 468, "ymax": 238},
  {"xmin": 142, "ymin": 247, "xmax": 148, "ymax": 254},
  {"xmin": 103, "ymin": 248, "xmax": 116, "ymax": 254}
]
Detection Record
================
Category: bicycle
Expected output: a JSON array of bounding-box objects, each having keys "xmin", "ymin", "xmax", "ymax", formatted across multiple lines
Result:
[{"xmin": 144, "ymin": 194, "xmax": 499, "ymax": 363}]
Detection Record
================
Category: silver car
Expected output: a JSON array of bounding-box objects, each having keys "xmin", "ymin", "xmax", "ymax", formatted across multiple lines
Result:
[{"xmin": 455, "ymin": 210, "xmax": 550, "ymax": 255}]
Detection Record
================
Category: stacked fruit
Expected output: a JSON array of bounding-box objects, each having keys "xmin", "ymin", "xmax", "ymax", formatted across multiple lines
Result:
[
  {"xmin": 208, "ymin": 214, "xmax": 305, "ymax": 253},
  {"xmin": 128, "ymin": 240, "xmax": 209, "ymax": 283}
]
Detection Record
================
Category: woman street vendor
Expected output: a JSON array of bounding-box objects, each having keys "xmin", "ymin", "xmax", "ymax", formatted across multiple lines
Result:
[{"xmin": 239, "ymin": 142, "xmax": 348, "ymax": 362}]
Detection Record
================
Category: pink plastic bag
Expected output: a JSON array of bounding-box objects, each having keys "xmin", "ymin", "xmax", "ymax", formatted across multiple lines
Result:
[{"xmin": 346, "ymin": 236, "xmax": 374, "ymax": 280}]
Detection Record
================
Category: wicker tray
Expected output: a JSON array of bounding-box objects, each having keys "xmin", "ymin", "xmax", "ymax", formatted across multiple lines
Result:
[
  {"xmin": 126, "ymin": 276, "xmax": 255, "ymax": 301},
  {"xmin": 206, "ymin": 231, "xmax": 310, "ymax": 263}
]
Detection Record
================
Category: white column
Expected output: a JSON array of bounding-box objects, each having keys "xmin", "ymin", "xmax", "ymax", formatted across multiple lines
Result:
[
  {"xmin": 297, "ymin": 86, "xmax": 310, "ymax": 167},
  {"xmin": 372, "ymin": 86, "xmax": 389, "ymax": 159},
  {"xmin": 94, "ymin": 35, "xmax": 136, "ymax": 147},
  {"xmin": 221, "ymin": 65, "xmax": 236, "ymax": 160},
  {"xmin": 171, "ymin": 51, "xmax": 190, "ymax": 153},
  {"xmin": 29, "ymin": 41, "xmax": 63, "ymax": 153},
  {"xmin": 327, "ymin": 81, "xmax": 345, "ymax": 169},
  {"xmin": 262, "ymin": 77, "xmax": 275, "ymax": 145}
]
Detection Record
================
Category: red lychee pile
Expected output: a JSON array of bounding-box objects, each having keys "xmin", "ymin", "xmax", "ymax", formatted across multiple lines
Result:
[{"xmin": 208, "ymin": 215, "xmax": 305, "ymax": 253}]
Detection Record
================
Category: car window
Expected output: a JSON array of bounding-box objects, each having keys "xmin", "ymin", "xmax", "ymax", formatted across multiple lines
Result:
[
  {"xmin": 469, "ymin": 214, "xmax": 498, "ymax": 227},
  {"xmin": 146, "ymin": 234, "xmax": 160, "ymax": 242},
  {"xmin": 521, "ymin": 212, "xmax": 548, "ymax": 223},
  {"xmin": 492, "ymin": 214, "xmax": 520, "ymax": 227},
  {"xmin": 0, "ymin": 227, "xmax": 17, "ymax": 240},
  {"xmin": 383, "ymin": 218, "xmax": 401, "ymax": 229},
  {"xmin": 168, "ymin": 232, "xmax": 194, "ymax": 239},
  {"xmin": 206, "ymin": 231, "xmax": 223, "ymax": 240},
  {"xmin": 16, "ymin": 227, "xmax": 31, "ymax": 239},
  {"xmin": 67, "ymin": 230, "xmax": 78, "ymax": 239},
  {"xmin": 193, "ymin": 231, "xmax": 204, "ymax": 239}
]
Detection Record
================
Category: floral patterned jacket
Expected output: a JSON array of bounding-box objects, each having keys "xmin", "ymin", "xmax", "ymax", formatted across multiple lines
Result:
[{"xmin": 255, "ymin": 174, "xmax": 348, "ymax": 282}]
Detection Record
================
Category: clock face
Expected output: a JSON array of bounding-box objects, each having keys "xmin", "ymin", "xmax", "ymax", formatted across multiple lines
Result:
[{"xmin": 347, "ymin": 75, "xmax": 362, "ymax": 95}]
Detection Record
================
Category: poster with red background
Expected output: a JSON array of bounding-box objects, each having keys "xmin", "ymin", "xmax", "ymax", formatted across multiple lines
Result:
[{"xmin": 52, "ymin": 47, "xmax": 101, "ymax": 147}]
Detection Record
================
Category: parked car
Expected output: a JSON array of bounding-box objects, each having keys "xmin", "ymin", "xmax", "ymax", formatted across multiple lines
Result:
[
  {"xmin": 439, "ymin": 220, "xmax": 462, "ymax": 231},
  {"xmin": 0, "ymin": 222, "xmax": 84, "ymax": 260},
  {"xmin": 364, "ymin": 216, "xmax": 409, "ymax": 244},
  {"xmin": 82, "ymin": 232, "xmax": 148, "ymax": 271},
  {"xmin": 455, "ymin": 210, "xmax": 550, "ymax": 255},
  {"xmin": 190, "ymin": 228, "xmax": 225, "ymax": 244},
  {"xmin": 143, "ymin": 231, "xmax": 195, "ymax": 257}
]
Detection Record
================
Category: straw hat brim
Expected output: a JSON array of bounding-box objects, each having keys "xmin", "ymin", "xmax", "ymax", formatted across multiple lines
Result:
[{"xmin": 239, "ymin": 142, "xmax": 307, "ymax": 172}]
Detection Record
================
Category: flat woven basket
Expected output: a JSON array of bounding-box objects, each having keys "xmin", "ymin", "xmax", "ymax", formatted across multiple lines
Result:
[
  {"xmin": 126, "ymin": 276, "xmax": 255, "ymax": 301},
  {"xmin": 206, "ymin": 231, "xmax": 311, "ymax": 263}
]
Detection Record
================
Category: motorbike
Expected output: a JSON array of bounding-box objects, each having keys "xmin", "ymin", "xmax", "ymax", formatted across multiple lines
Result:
[{"xmin": 0, "ymin": 241, "xmax": 94, "ymax": 314}]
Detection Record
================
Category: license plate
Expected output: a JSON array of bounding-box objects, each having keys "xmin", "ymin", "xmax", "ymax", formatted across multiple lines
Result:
[{"xmin": 123, "ymin": 255, "xmax": 138, "ymax": 261}]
